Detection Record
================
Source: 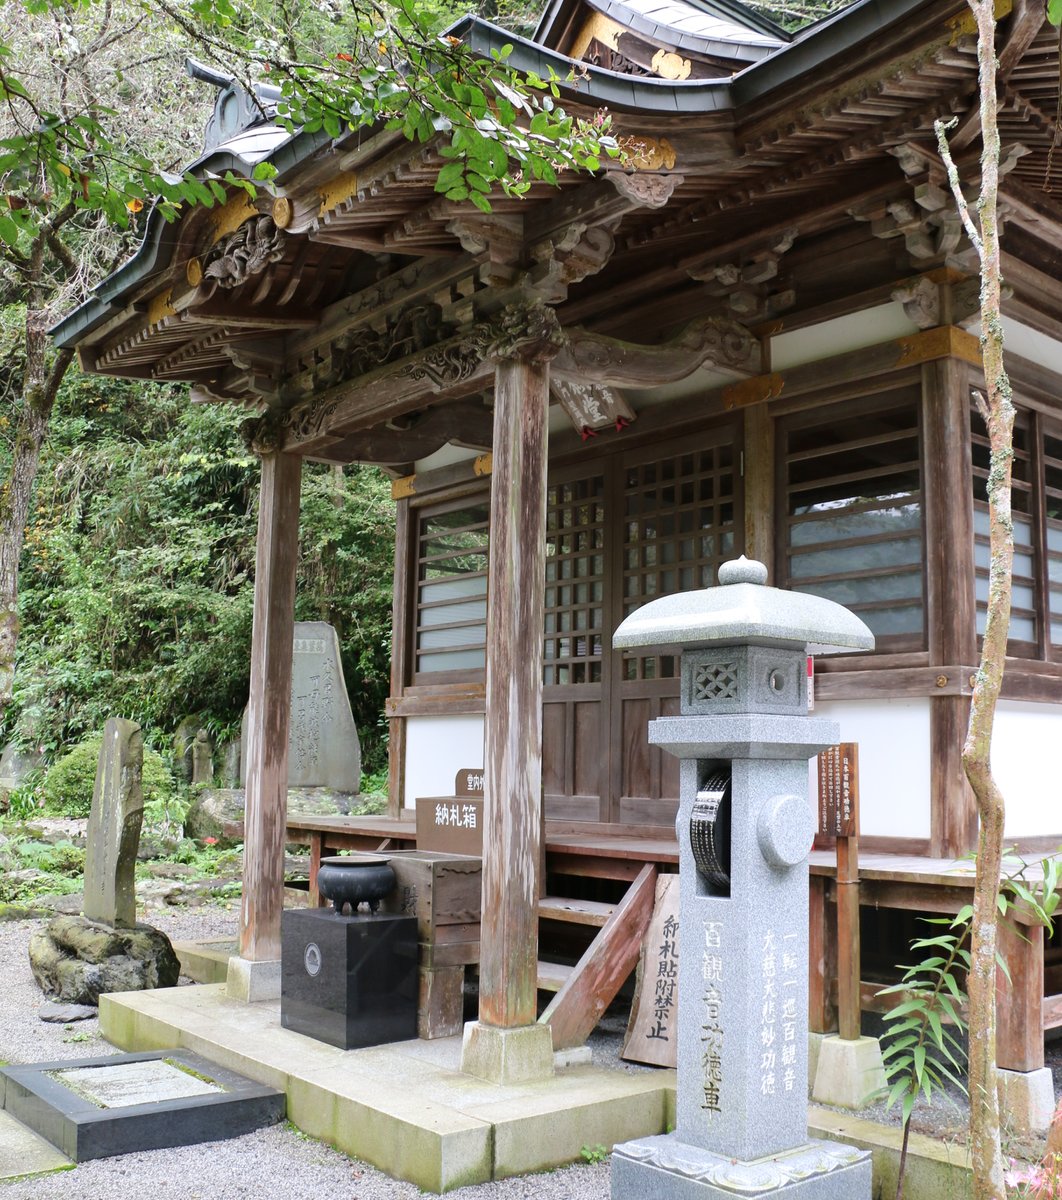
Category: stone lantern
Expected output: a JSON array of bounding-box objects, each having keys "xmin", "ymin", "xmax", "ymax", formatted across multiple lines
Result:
[{"xmin": 610, "ymin": 557, "xmax": 874, "ymax": 1200}]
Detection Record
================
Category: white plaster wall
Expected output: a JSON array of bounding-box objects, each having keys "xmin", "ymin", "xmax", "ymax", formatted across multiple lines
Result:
[
  {"xmin": 402, "ymin": 714, "xmax": 485, "ymax": 810},
  {"xmin": 1000, "ymin": 318, "xmax": 1062, "ymax": 376},
  {"xmin": 770, "ymin": 302, "xmax": 919, "ymax": 371},
  {"xmin": 808, "ymin": 697, "xmax": 932, "ymax": 839},
  {"xmin": 994, "ymin": 700, "xmax": 1062, "ymax": 839}
]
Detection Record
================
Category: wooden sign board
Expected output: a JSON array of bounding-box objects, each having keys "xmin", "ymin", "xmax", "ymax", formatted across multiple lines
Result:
[
  {"xmin": 454, "ymin": 768, "xmax": 484, "ymax": 797},
  {"xmin": 416, "ymin": 796, "xmax": 483, "ymax": 855},
  {"xmin": 816, "ymin": 742, "xmax": 859, "ymax": 837},
  {"xmin": 621, "ymin": 873, "xmax": 679, "ymax": 1068}
]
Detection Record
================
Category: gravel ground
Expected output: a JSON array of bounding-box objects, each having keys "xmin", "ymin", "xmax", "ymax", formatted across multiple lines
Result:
[{"xmin": 0, "ymin": 901, "xmax": 618, "ymax": 1199}]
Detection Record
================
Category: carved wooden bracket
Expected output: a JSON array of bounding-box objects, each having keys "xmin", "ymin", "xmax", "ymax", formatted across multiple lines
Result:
[
  {"xmin": 201, "ymin": 215, "xmax": 287, "ymax": 290},
  {"xmin": 685, "ymin": 229, "xmax": 797, "ymax": 323},
  {"xmin": 553, "ymin": 314, "xmax": 759, "ymax": 387}
]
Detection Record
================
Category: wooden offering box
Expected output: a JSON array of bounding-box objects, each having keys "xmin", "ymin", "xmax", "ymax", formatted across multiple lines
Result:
[{"xmin": 378, "ymin": 851, "xmax": 482, "ymax": 1038}]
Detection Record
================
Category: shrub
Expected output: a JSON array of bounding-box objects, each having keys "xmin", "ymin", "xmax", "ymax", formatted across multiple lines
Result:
[{"xmin": 42, "ymin": 734, "xmax": 175, "ymax": 818}]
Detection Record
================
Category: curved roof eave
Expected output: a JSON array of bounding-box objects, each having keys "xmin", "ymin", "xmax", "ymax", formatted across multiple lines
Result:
[
  {"xmin": 54, "ymin": 0, "xmax": 935, "ymax": 352},
  {"xmin": 584, "ymin": 0, "xmax": 785, "ymax": 59},
  {"xmin": 453, "ymin": 16, "xmax": 734, "ymax": 112},
  {"xmin": 730, "ymin": 0, "xmax": 935, "ymax": 105},
  {"xmin": 51, "ymin": 123, "xmax": 333, "ymax": 348}
]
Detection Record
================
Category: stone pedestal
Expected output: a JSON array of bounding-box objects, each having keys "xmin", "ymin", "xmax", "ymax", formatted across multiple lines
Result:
[
  {"xmin": 997, "ymin": 1066, "xmax": 1056, "ymax": 1136},
  {"xmin": 460, "ymin": 1022, "xmax": 554, "ymax": 1084},
  {"xmin": 226, "ymin": 955, "xmax": 281, "ymax": 1003},
  {"xmin": 811, "ymin": 1036, "xmax": 886, "ymax": 1111},
  {"xmin": 281, "ymin": 909, "xmax": 417, "ymax": 1049}
]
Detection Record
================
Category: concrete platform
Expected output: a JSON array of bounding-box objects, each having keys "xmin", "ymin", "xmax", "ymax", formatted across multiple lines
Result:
[
  {"xmin": 0, "ymin": 1109, "xmax": 72, "ymax": 1182},
  {"xmin": 99, "ymin": 984, "xmax": 673, "ymax": 1193},
  {"xmin": 172, "ymin": 938, "xmax": 237, "ymax": 984}
]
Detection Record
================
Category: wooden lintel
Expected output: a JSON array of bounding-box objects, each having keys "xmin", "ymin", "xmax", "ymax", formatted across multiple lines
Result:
[
  {"xmin": 280, "ymin": 333, "xmax": 496, "ymax": 454},
  {"xmin": 721, "ymin": 326, "xmax": 981, "ymax": 411},
  {"xmin": 390, "ymin": 450, "xmax": 493, "ymax": 502}
]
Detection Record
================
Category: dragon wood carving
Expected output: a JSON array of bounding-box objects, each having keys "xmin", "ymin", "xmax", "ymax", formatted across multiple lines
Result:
[{"xmin": 202, "ymin": 215, "xmax": 287, "ymax": 289}]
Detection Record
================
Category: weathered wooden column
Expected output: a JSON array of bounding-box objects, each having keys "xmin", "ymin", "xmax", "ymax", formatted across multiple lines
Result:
[
  {"xmin": 461, "ymin": 302, "xmax": 564, "ymax": 1083},
  {"xmin": 236, "ymin": 449, "xmax": 302, "ymax": 988}
]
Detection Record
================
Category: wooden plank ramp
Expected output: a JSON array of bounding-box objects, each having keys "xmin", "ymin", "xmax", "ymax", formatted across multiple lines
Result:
[{"xmin": 538, "ymin": 863, "xmax": 658, "ymax": 1050}]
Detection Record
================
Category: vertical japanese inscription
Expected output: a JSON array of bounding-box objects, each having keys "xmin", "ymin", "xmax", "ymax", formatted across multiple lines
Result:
[
  {"xmin": 646, "ymin": 913, "xmax": 679, "ymax": 1042},
  {"xmin": 702, "ymin": 920, "xmax": 724, "ymax": 1115}
]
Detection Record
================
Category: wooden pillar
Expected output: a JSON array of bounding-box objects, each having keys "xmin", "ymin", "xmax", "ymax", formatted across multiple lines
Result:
[
  {"xmin": 742, "ymin": 404, "xmax": 774, "ymax": 577},
  {"xmin": 387, "ymin": 498, "xmax": 413, "ymax": 819},
  {"xmin": 479, "ymin": 309, "xmax": 560, "ymax": 1030},
  {"xmin": 922, "ymin": 357, "xmax": 978, "ymax": 858},
  {"xmin": 997, "ymin": 916, "xmax": 1045, "ymax": 1072},
  {"xmin": 240, "ymin": 450, "xmax": 302, "ymax": 961}
]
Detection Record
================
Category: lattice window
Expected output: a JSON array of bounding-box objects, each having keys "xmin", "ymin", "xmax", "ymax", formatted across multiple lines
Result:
[
  {"xmin": 622, "ymin": 438, "xmax": 736, "ymax": 681},
  {"xmin": 414, "ymin": 497, "xmax": 489, "ymax": 677},
  {"xmin": 782, "ymin": 389, "xmax": 923, "ymax": 649},
  {"xmin": 544, "ymin": 474, "xmax": 605, "ymax": 685},
  {"xmin": 972, "ymin": 404, "xmax": 1037, "ymax": 652},
  {"xmin": 1046, "ymin": 424, "xmax": 1062, "ymax": 650},
  {"xmin": 692, "ymin": 662, "xmax": 738, "ymax": 701}
]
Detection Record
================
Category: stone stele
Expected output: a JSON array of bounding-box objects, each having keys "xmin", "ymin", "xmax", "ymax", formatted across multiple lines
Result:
[
  {"xmin": 240, "ymin": 621, "xmax": 361, "ymax": 792},
  {"xmin": 83, "ymin": 718, "xmax": 144, "ymax": 930}
]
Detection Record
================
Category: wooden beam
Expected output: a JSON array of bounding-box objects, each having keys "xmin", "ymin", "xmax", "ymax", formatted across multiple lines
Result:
[
  {"xmin": 539, "ymin": 862, "xmax": 658, "ymax": 1049},
  {"xmin": 241, "ymin": 451, "xmax": 302, "ymax": 961},
  {"xmin": 478, "ymin": 311, "xmax": 557, "ymax": 1029}
]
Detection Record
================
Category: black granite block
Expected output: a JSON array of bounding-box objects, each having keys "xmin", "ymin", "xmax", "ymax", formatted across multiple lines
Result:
[
  {"xmin": 281, "ymin": 908, "xmax": 419, "ymax": 1050},
  {"xmin": 0, "ymin": 1050, "xmax": 285, "ymax": 1162}
]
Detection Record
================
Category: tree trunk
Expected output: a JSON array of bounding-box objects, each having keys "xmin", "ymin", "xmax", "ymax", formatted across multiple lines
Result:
[
  {"xmin": 937, "ymin": 1, "xmax": 1012, "ymax": 1196},
  {"xmin": 0, "ymin": 295, "xmax": 74, "ymax": 716}
]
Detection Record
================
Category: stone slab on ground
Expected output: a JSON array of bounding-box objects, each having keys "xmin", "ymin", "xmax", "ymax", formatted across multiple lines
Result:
[
  {"xmin": 98, "ymin": 983, "xmax": 673, "ymax": 1193},
  {"xmin": 809, "ymin": 1105, "xmax": 972, "ymax": 1200},
  {"xmin": 0, "ymin": 1109, "xmax": 72, "ymax": 1181},
  {"xmin": 0, "ymin": 1049, "xmax": 285, "ymax": 1162}
]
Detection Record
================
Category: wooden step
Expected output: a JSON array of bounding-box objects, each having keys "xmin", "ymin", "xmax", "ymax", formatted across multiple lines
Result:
[
  {"xmin": 536, "ymin": 960, "xmax": 574, "ymax": 993},
  {"xmin": 538, "ymin": 895, "xmax": 616, "ymax": 928}
]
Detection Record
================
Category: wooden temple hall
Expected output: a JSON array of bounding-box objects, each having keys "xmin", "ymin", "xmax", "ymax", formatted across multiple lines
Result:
[{"xmin": 55, "ymin": 0, "xmax": 1062, "ymax": 1079}]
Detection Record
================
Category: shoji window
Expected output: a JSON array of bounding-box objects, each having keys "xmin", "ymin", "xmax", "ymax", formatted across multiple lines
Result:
[
  {"xmin": 1046, "ymin": 422, "xmax": 1062, "ymax": 652},
  {"xmin": 781, "ymin": 389, "xmax": 924, "ymax": 649},
  {"xmin": 413, "ymin": 496, "xmax": 489, "ymax": 678},
  {"xmin": 972, "ymin": 405, "xmax": 1037, "ymax": 653}
]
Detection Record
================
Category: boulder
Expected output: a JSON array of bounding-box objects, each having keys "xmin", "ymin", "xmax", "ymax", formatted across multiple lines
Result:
[
  {"xmin": 28, "ymin": 914, "xmax": 180, "ymax": 1005},
  {"xmin": 39, "ymin": 1000, "xmax": 97, "ymax": 1023},
  {"xmin": 185, "ymin": 786, "xmax": 360, "ymax": 846}
]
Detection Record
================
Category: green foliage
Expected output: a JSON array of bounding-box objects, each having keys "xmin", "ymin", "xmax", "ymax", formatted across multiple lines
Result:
[
  {"xmin": 6, "ymin": 365, "xmax": 395, "ymax": 775},
  {"xmin": 1049, "ymin": 0, "xmax": 1062, "ymax": 28},
  {"xmin": 879, "ymin": 914, "xmax": 971, "ymax": 1128},
  {"xmin": 580, "ymin": 1144, "xmax": 609, "ymax": 1164},
  {"xmin": 41, "ymin": 733, "xmax": 175, "ymax": 818}
]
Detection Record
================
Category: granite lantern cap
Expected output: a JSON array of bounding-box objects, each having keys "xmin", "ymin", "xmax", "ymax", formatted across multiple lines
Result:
[{"xmin": 612, "ymin": 557, "xmax": 875, "ymax": 655}]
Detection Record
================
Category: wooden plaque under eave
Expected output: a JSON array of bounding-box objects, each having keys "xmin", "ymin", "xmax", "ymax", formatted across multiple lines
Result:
[{"xmin": 621, "ymin": 873, "xmax": 680, "ymax": 1068}]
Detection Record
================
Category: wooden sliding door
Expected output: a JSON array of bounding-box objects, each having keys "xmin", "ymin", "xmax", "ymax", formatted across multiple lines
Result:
[{"xmin": 542, "ymin": 421, "xmax": 741, "ymax": 825}]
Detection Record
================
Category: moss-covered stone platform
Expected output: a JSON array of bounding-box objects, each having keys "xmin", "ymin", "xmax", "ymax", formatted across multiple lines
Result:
[{"xmin": 99, "ymin": 983, "xmax": 673, "ymax": 1193}]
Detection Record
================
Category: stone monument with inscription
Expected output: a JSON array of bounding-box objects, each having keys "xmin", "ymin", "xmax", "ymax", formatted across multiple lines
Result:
[
  {"xmin": 240, "ymin": 621, "xmax": 361, "ymax": 793},
  {"xmin": 610, "ymin": 558, "xmax": 875, "ymax": 1200}
]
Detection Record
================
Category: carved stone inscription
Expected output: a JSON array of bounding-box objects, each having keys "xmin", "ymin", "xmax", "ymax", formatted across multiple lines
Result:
[{"xmin": 240, "ymin": 621, "xmax": 361, "ymax": 792}]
